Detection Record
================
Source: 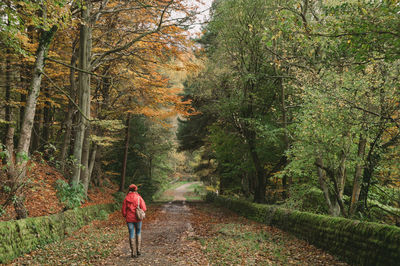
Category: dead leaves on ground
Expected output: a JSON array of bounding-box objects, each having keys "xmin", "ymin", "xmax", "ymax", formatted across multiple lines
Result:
[
  {"xmin": 189, "ymin": 203, "xmax": 348, "ymax": 266},
  {"xmin": 10, "ymin": 202, "xmax": 348, "ymax": 265}
]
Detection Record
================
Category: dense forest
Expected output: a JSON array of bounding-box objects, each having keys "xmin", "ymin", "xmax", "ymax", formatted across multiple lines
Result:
[
  {"xmin": 178, "ymin": 0, "xmax": 400, "ymax": 224},
  {"xmin": 0, "ymin": 0, "xmax": 197, "ymax": 219},
  {"xmin": 1, "ymin": 0, "xmax": 400, "ymax": 226}
]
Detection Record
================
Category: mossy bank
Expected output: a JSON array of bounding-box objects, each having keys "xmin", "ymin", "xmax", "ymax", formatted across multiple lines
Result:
[
  {"xmin": 206, "ymin": 193, "xmax": 400, "ymax": 266},
  {"xmin": 0, "ymin": 203, "xmax": 117, "ymax": 263}
]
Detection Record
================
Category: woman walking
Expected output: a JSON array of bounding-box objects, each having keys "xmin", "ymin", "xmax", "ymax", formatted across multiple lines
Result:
[{"xmin": 122, "ymin": 184, "xmax": 147, "ymax": 258}]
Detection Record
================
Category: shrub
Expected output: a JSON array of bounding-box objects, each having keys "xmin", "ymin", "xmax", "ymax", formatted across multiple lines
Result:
[
  {"xmin": 281, "ymin": 184, "xmax": 328, "ymax": 214},
  {"xmin": 112, "ymin": 191, "xmax": 126, "ymax": 204},
  {"xmin": 55, "ymin": 180, "xmax": 86, "ymax": 209}
]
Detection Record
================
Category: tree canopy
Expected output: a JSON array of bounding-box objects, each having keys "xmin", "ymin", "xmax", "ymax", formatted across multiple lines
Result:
[{"xmin": 178, "ymin": 0, "xmax": 400, "ymax": 223}]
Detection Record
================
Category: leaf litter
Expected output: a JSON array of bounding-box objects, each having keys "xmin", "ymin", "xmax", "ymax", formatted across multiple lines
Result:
[{"xmin": 9, "ymin": 201, "xmax": 348, "ymax": 265}]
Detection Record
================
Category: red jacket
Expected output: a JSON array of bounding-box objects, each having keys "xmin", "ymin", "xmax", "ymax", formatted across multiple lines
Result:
[{"xmin": 122, "ymin": 192, "xmax": 147, "ymax": 223}]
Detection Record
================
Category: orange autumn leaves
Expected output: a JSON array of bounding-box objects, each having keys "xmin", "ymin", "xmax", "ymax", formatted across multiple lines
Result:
[
  {"xmin": 92, "ymin": 0, "xmax": 198, "ymax": 120},
  {"xmin": 40, "ymin": 0, "xmax": 198, "ymax": 125}
]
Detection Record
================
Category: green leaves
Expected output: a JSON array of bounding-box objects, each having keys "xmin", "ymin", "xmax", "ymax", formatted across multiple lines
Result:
[
  {"xmin": 0, "ymin": 0, "xmax": 70, "ymax": 55},
  {"xmin": 55, "ymin": 180, "xmax": 86, "ymax": 210}
]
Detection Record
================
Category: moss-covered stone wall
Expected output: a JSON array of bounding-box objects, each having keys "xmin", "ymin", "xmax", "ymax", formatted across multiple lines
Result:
[
  {"xmin": 0, "ymin": 203, "xmax": 117, "ymax": 263},
  {"xmin": 206, "ymin": 193, "xmax": 400, "ymax": 266}
]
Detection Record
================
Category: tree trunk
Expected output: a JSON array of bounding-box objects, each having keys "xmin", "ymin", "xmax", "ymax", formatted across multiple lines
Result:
[
  {"xmin": 336, "ymin": 150, "xmax": 347, "ymax": 216},
  {"xmin": 349, "ymin": 135, "xmax": 367, "ymax": 216},
  {"xmin": 241, "ymin": 172, "xmax": 250, "ymax": 197},
  {"xmin": 1, "ymin": 127, "xmax": 16, "ymax": 212},
  {"xmin": 42, "ymin": 87, "xmax": 51, "ymax": 145},
  {"xmin": 19, "ymin": 93, "xmax": 27, "ymax": 132},
  {"xmin": 59, "ymin": 106, "xmax": 74, "ymax": 172},
  {"xmin": 14, "ymin": 195, "xmax": 28, "ymax": 220},
  {"xmin": 31, "ymin": 108, "xmax": 41, "ymax": 152},
  {"xmin": 4, "ymin": 49, "xmax": 12, "ymax": 144},
  {"xmin": 316, "ymin": 156, "xmax": 339, "ymax": 216},
  {"xmin": 88, "ymin": 144, "xmax": 97, "ymax": 182},
  {"xmin": 14, "ymin": 25, "xmax": 58, "ymax": 219},
  {"xmin": 247, "ymin": 134, "xmax": 266, "ymax": 203},
  {"xmin": 19, "ymin": 25, "xmax": 35, "ymax": 131},
  {"xmin": 360, "ymin": 138, "xmax": 381, "ymax": 213},
  {"xmin": 60, "ymin": 50, "xmax": 78, "ymax": 172},
  {"xmin": 280, "ymin": 77, "xmax": 290, "ymax": 197},
  {"xmin": 5, "ymin": 126, "xmax": 15, "ymax": 181},
  {"xmin": 80, "ymin": 127, "xmax": 91, "ymax": 192},
  {"xmin": 83, "ymin": 142, "xmax": 96, "ymax": 194},
  {"xmin": 120, "ymin": 113, "xmax": 131, "ymax": 191},
  {"xmin": 71, "ymin": 3, "xmax": 92, "ymax": 185}
]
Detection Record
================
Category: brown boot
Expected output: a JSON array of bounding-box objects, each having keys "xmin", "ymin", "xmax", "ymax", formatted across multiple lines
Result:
[
  {"xmin": 136, "ymin": 234, "xmax": 142, "ymax": 256},
  {"xmin": 129, "ymin": 238, "xmax": 136, "ymax": 258}
]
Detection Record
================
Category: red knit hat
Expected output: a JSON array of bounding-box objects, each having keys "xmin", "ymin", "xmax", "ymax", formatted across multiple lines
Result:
[{"xmin": 129, "ymin": 184, "xmax": 138, "ymax": 191}]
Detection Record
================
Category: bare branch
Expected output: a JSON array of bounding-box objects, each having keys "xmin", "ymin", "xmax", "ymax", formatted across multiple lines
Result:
[
  {"xmin": 46, "ymin": 57, "xmax": 111, "ymax": 78},
  {"xmin": 90, "ymin": 0, "xmax": 174, "ymax": 69},
  {"xmin": 42, "ymin": 71, "xmax": 94, "ymax": 122}
]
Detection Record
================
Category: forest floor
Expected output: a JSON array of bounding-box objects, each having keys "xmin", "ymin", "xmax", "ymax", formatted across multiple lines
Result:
[
  {"xmin": 10, "ymin": 182, "xmax": 348, "ymax": 265},
  {"xmin": 0, "ymin": 161, "xmax": 117, "ymax": 221}
]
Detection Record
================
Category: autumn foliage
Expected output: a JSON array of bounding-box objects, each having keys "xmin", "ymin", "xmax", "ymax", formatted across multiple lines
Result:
[{"xmin": 0, "ymin": 0, "xmax": 200, "ymax": 219}]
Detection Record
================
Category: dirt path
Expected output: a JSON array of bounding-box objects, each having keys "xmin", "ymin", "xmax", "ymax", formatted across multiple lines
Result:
[
  {"xmin": 100, "ymin": 182, "xmax": 207, "ymax": 265},
  {"xmin": 100, "ymin": 183, "xmax": 346, "ymax": 265},
  {"xmin": 101, "ymin": 201, "xmax": 206, "ymax": 265},
  {"xmin": 172, "ymin": 182, "xmax": 201, "ymax": 201}
]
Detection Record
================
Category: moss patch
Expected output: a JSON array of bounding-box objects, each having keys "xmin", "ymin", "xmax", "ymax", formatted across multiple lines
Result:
[
  {"xmin": 0, "ymin": 203, "xmax": 117, "ymax": 263},
  {"xmin": 206, "ymin": 193, "xmax": 400, "ymax": 265}
]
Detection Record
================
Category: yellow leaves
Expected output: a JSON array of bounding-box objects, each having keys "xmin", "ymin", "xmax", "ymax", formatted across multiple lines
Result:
[
  {"xmin": 14, "ymin": 88, "xmax": 29, "ymax": 95},
  {"xmin": 104, "ymin": 171, "xmax": 120, "ymax": 176},
  {"xmin": 90, "ymin": 135, "xmax": 120, "ymax": 147},
  {"xmin": 15, "ymin": 32, "xmax": 30, "ymax": 47},
  {"xmin": 91, "ymin": 120, "xmax": 125, "ymax": 131},
  {"xmin": 47, "ymin": 50, "xmax": 61, "ymax": 58},
  {"xmin": 101, "ymin": 160, "xmax": 112, "ymax": 166},
  {"xmin": 92, "ymin": 47, "xmax": 108, "ymax": 53}
]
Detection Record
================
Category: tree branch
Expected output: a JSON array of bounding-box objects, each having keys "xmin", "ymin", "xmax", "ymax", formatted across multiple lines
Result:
[
  {"xmin": 90, "ymin": 0, "xmax": 174, "ymax": 69},
  {"xmin": 46, "ymin": 57, "xmax": 111, "ymax": 79},
  {"xmin": 42, "ymin": 71, "xmax": 94, "ymax": 122}
]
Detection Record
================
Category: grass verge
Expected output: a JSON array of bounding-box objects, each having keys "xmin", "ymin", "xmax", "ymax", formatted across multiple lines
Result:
[
  {"xmin": 184, "ymin": 183, "xmax": 207, "ymax": 201},
  {"xmin": 200, "ymin": 223, "xmax": 289, "ymax": 265},
  {"xmin": 10, "ymin": 211, "xmax": 126, "ymax": 265}
]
